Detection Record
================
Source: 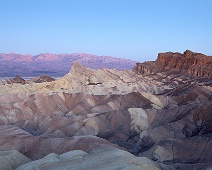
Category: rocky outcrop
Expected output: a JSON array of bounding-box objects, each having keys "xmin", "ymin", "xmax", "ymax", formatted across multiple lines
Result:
[
  {"xmin": 27, "ymin": 75, "xmax": 55, "ymax": 83},
  {"xmin": 0, "ymin": 62, "xmax": 170, "ymax": 95},
  {"xmin": 0, "ymin": 53, "xmax": 211, "ymax": 169},
  {"xmin": 0, "ymin": 75, "xmax": 55, "ymax": 85},
  {"xmin": 156, "ymin": 50, "xmax": 212, "ymax": 78},
  {"xmin": 133, "ymin": 50, "xmax": 212, "ymax": 78},
  {"xmin": 132, "ymin": 62, "xmax": 155, "ymax": 75},
  {"xmin": 6, "ymin": 76, "xmax": 25, "ymax": 84}
]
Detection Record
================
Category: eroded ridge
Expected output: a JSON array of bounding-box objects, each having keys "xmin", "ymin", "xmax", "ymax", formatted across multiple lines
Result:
[{"xmin": 0, "ymin": 50, "xmax": 212, "ymax": 170}]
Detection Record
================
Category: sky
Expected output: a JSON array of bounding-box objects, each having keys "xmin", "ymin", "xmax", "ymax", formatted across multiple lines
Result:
[{"xmin": 0, "ymin": 0, "xmax": 212, "ymax": 62}]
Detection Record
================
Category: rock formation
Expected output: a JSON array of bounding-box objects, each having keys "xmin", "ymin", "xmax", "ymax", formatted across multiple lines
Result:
[
  {"xmin": 133, "ymin": 50, "xmax": 212, "ymax": 78},
  {"xmin": 0, "ymin": 50, "xmax": 211, "ymax": 169},
  {"xmin": 132, "ymin": 61, "xmax": 155, "ymax": 74},
  {"xmin": 26, "ymin": 75, "xmax": 55, "ymax": 83},
  {"xmin": 0, "ymin": 75, "xmax": 55, "ymax": 85},
  {"xmin": 6, "ymin": 75, "xmax": 25, "ymax": 84}
]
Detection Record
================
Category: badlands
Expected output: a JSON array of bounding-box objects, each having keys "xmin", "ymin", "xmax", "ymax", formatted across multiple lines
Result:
[{"xmin": 0, "ymin": 50, "xmax": 211, "ymax": 170}]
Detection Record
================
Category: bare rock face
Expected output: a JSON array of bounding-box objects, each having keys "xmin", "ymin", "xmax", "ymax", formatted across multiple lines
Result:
[
  {"xmin": 26, "ymin": 75, "xmax": 55, "ymax": 83},
  {"xmin": 0, "ymin": 75, "xmax": 55, "ymax": 85},
  {"xmin": 5, "ymin": 75, "xmax": 25, "ymax": 84},
  {"xmin": 0, "ymin": 51, "xmax": 211, "ymax": 169},
  {"xmin": 132, "ymin": 62, "xmax": 155, "ymax": 75},
  {"xmin": 133, "ymin": 50, "xmax": 212, "ymax": 78},
  {"xmin": 0, "ymin": 62, "xmax": 170, "ymax": 95},
  {"xmin": 156, "ymin": 50, "xmax": 212, "ymax": 78}
]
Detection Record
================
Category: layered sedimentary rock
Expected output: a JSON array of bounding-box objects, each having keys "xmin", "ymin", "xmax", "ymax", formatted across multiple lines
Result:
[
  {"xmin": 26, "ymin": 75, "xmax": 55, "ymax": 83},
  {"xmin": 133, "ymin": 50, "xmax": 212, "ymax": 78},
  {"xmin": 0, "ymin": 92, "xmax": 153, "ymax": 157},
  {"xmin": 0, "ymin": 62, "xmax": 170, "ymax": 95},
  {"xmin": 0, "ymin": 75, "xmax": 55, "ymax": 85},
  {"xmin": 0, "ymin": 51, "xmax": 211, "ymax": 169},
  {"xmin": 5, "ymin": 76, "xmax": 25, "ymax": 84},
  {"xmin": 132, "ymin": 61, "xmax": 155, "ymax": 75}
]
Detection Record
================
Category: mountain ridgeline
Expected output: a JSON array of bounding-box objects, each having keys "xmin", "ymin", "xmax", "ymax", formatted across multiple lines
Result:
[{"xmin": 0, "ymin": 53, "xmax": 136, "ymax": 77}]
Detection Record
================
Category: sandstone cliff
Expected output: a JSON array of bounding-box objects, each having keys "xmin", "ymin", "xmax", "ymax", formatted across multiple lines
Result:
[
  {"xmin": 132, "ymin": 61, "xmax": 155, "ymax": 75},
  {"xmin": 133, "ymin": 50, "xmax": 212, "ymax": 78}
]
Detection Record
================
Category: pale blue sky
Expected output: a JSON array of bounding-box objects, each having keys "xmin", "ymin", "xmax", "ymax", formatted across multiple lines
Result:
[{"xmin": 0, "ymin": 0, "xmax": 211, "ymax": 62}]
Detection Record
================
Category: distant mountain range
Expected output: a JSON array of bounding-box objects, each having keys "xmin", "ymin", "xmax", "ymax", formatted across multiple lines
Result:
[{"xmin": 0, "ymin": 53, "xmax": 136, "ymax": 77}]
